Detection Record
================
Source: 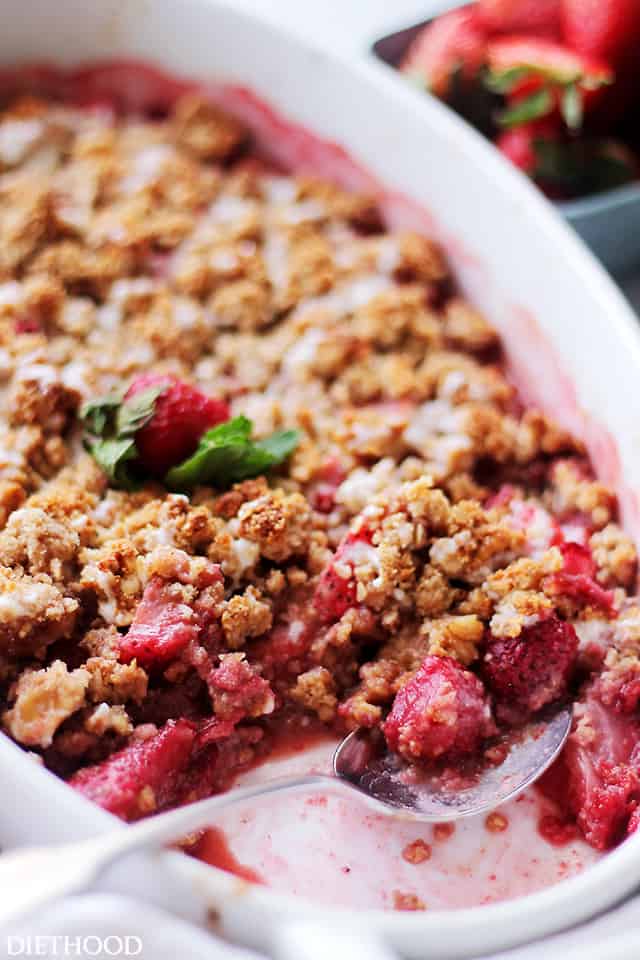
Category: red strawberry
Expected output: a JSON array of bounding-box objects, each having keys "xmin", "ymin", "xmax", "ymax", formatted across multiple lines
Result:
[
  {"xmin": 401, "ymin": 8, "xmax": 488, "ymax": 97},
  {"xmin": 313, "ymin": 527, "xmax": 376, "ymax": 623},
  {"xmin": 488, "ymin": 36, "xmax": 613, "ymax": 125},
  {"xmin": 545, "ymin": 541, "xmax": 615, "ymax": 615},
  {"xmin": 119, "ymin": 561, "xmax": 224, "ymax": 669},
  {"xmin": 496, "ymin": 119, "xmax": 560, "ymax": 174},
  {"xmin": 119, "ymin": 577, "xmax": 200, "ymax": 668},
  {"xmin": 126, "ymin": 373, "xmax": 230, "ymax": 477},
  {"xmin": 488, "ymin": 36, "xmax": 613, "ymax": 87},
  {"xmin": 478, "ymin": 0, "xmax": 561, "ymax": 38},
  {"xmin": 483, "ymin": 616, "xmax": 578, "ymax": 723},
  {"xmin": 383, "ymin": 655, "xmax": 495, "ymax": 762},
  {"xmin": 561, "ymin": 693, "xmax": 640, "ymax": 848},
  {"xmin": 562, "ymin": 0, "xmax": 640, "ymax": 124},
  {"xmin": 562, "ymin": 0, "xmax": 640, "ymax": 66},
  {"xmin": 208, "ymin": 654, "xmax": 275, "ymax": 722},
  {"xmin": 70, "ymin": 719, "xmax": 196, "ymax": 820},
  {"xmin": 559, "ymin": 541, "xmax": 597, "ymax": 577}
]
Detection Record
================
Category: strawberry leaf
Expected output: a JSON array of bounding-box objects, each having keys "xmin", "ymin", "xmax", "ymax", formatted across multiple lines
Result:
[
  {"xmin": 81, "ymin": 382, "xmax": 166, "ymax": 489},
  {"xmin": 88, "ymin": 437, "xmax": 138, "ymax": 490},
  {"xmin": 115, "ymin": 385, "xmax": 167, "ymax": 438},
  {"xmin": 560, "ymin": 82, "xmax": 584, "ymax": 131},
  {"xmin": 165, "ymin": 415, "xmax": 299, "ymax": 491},
  {"xmin": 79, "ymin": 392, "xmax": 124, "ymax": 437},
  {"xmin": 497, "ymin": 88, "xmax": 553, "ymax": 128},
  {"xmin": 484, "ymin": 66, "xmax": 531, "ymax": 95}
]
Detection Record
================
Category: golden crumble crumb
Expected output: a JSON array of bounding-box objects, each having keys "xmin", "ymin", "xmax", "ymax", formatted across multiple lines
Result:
[
  {"xmin": 427, "ymin": 615, "xmax": 483, "ymax": 665},
  {"xmin": 238, "ymin": 489, "xmax": 312, "ymax": 562},
  {"xmin": 392, "ymin": 891, "xmax": 427, "ymax": 912},
  {"xmin": 402, "ymin": 839, "xmax": 432, "ymax": 864},
  {"xmin": 221, "ymin": 587, "xmax": 272, "ymax": 648},
  {"xmin": 590, "ymin": 524, "xmax": 638, "ymax": 588},
  {"xmin": 485, "ymin": 812, "xmax": 509, "ymax": 833},
  {"xmin": 3, "ymin": 660, "xmax": 89, "ymax": 748},
  {"xmin": 290, "ymin": 666, "xmax": 338, "ymax": 722}
]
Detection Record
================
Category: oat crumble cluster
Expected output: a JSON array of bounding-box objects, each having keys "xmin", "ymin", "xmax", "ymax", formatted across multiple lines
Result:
[{"xmin": 0, "ymin": 89, "xmax": 639, "ymax": 849}]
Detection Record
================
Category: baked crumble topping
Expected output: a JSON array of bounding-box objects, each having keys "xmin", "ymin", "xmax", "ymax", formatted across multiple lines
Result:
[{"xmin": 0, "ymin": 86, "xmax": 638, "ymax": 853}]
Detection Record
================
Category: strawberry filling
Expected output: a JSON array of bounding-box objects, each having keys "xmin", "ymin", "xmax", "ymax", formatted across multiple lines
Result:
[
  {"xmin": 483, "ymin": 616, "xmax": 578, "ymax": 723},
  {"xmin": 126, "ymin": 374, "xmax": 230, "ymax": 477},
  {"xmin": 383, "ymin": 655, "xmax": 495, "ymax": 762}
]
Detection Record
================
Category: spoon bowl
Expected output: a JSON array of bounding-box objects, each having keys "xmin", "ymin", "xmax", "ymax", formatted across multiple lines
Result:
[{"xmin": 333, "ymin": 705, "xmax": 573, "ymax": 821}]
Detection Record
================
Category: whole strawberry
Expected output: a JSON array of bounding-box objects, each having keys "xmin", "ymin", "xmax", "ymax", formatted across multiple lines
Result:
[
  {"xmin": 80, "ymin": 373, "xmax": 230, "ymax": 486},
  {"xmin": 562, "ymin": 0, "xmax": 640, "ymax": 66},
  {"xmin": 478, "ymin": 0, "xmax": 561, "ymax": 38},
  {"xmin": 401, "ymin": 7, "xmax": 488, "ymax": 97},
  {"xmin": 125, "ymin": 373, "xmax": 230, "ymax": 477}
]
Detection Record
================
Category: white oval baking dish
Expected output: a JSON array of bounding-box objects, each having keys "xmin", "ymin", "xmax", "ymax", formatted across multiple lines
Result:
[{"xmin": 1, "ymin": 1, "xmax": 640, "ymax": 958}]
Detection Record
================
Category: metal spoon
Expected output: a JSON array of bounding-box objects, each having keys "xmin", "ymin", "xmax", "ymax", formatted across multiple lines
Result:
[{"xmin": 0, "ymin": 704, "xmax": 571, "ymax": 928}]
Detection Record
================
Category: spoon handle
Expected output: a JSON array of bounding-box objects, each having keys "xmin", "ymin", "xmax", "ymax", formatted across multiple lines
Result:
[
  {"xmin": 94, "ymin": 774, "xmax": 334, "ymax": 872},
  {"xmin": 0, "ymin": 775, "xmax": 334, "ymax": 929}
]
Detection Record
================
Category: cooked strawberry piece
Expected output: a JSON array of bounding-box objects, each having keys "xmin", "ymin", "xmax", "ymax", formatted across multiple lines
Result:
[
  {"xmin": 383, "ymin": 655, "xmax": 495, "ymax": 762},
  {"xmin": 313, "ymin": 527, "xmax": 376, "ymax": 623},
  {"xmin": 118, "ymin": 577, "xmax": 199, "ymax": 668},
  {"xmin": 126, "ymin": 373, "xmax": 230, "ymax": 477},
  {"xmin": 503, "ymin": 496, "xmax": 563, "ymax": 553},
  {"xmin": 70, "ymin": 718, "xmax": 196, "ymax": 820},
  {"xmin": 627, "ymin": 804, "xmax": 640, "ymax": 837},
  {"xmin": 483, "ymin": 616, "xmax": 578, "ymax": 722},
  {"xmin": 174, "ymin": 724, "xmax": 264, "ymax": 804},
  {"xmin": 560, "ymin": 541, "xmax": 597, "ymax": 577},
  {"xmin": 545, "ymin": 542, "xmax": 615, "ymax": 615},
  {"xmin": 208, "ymin": 654, "xmax": 275, "ymax": 721},
  {"xmin": 119, "ymin": 563, "xmax": 224, "ymax": 669},
  {"xmin": 401, "ymin": 8, "xmax": 488, "ymax": 97},
  {"xmin": 478, "ymin": 0, "xmax": 561, "ymax": 37},
  {"xmin": 14, "ymin": 312, "xmax": 41, "ymax": 334},
  {"xmin": 562, "ymin": 693, "xmax": 640, "ymax": 848}
]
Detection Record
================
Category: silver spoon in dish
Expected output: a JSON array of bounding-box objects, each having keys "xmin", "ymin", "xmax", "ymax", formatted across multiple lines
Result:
[{"xmin": 0, "ymin": 704, "xmax": 571, "ymax": 928}]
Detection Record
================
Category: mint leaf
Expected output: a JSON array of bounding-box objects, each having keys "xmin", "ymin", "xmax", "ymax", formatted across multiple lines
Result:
[
  {"xmin": 89, "ymin": 438, "xmax": 138, "ymax": 489},
  {"xmin": 497, "ymin": 88, "xmax": 553, "ymax": 128},
  {"xmin": 560, "ymin": 82, "xmax": 583, "ymax": 132},
  {"xmin": 116, "ymin": 385, "xmax": 166, "ymax": 438},
  {"xmin": 80, "ymin": 382, "xmax": 166, "ymax": 489},
  {"xmin": 80, "ymin": 392, "xmax": 123, "ymax": 436},
  {"xmin": 255, "ymin": 430, "xmax": 300, "ymax": 461},
  {"xmin": 165, "ymin": 416, "xmax": 300, "ymax": 490}
]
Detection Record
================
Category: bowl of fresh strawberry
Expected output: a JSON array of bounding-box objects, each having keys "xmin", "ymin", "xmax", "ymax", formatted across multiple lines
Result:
[{"xmin": 373, "ymin": 0, "xmax": 640, "ymax": 275}]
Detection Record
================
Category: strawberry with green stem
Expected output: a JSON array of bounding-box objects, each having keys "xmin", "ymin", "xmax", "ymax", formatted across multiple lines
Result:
[
  {"xmin": 478, "ymin": 0, "xmax": 561, "ymax": 38},
  {"xmin": 401, "ymin": 7, "xmax": 488, "ymax": 98},
  {"xmin": 81, "ymin": 374, "xmax": 299, "ymax": 491},
  {"xmin": 486, "ymin": 37, "xmax": 613, "ymax": 132}
]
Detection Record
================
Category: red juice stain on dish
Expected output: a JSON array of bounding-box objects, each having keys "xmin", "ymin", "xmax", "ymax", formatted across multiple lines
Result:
[
  {"xmin": 191, "ymin": 826, "xmax": 264, "ymax": 885},
  {"xmin": 538, "ymin": 815, "xmax": 580, "ymax": 847}
]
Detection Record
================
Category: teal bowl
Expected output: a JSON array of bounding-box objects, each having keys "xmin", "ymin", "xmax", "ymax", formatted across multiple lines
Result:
[{"xmin": 560, "ymin": 183, "xmax": 640, "ymax": 278}]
